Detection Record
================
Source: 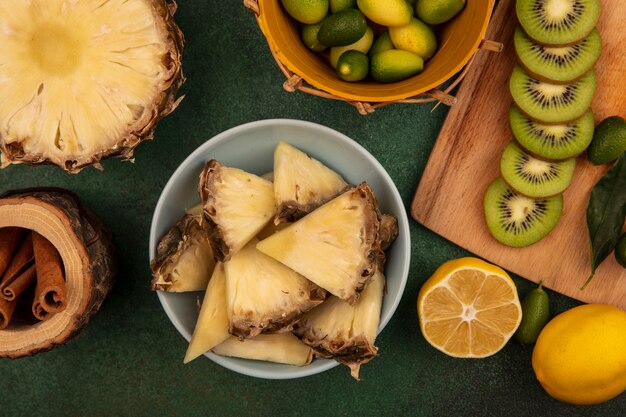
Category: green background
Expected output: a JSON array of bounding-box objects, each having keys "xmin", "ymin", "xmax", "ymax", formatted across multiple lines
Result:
[{"xmin": 0, "ymin": 1, "xmax": 623, "ymax": 416}]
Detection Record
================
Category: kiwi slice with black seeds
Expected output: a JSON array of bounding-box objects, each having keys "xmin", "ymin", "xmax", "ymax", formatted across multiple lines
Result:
[
  {"xmin": 509, "ymin": 105, "xmax": 594, "ymax": 160},
  {"xmin": 516, "ymin": 0, "xmax": 601, "ymax": 46},
  {"xmin": 500, "ymin": 141, "xmax": 575, "ymax": 198},
  {"xmin": 510, "ymin": 65, "xmax": 595, "ymax": 124},
  {"xmin": 484, "ymin": 177, "xmax": 563, "ymax": 247},
  {"xmin": 514, "ymin": 27, "xmax": 601, "ymax": 83}
]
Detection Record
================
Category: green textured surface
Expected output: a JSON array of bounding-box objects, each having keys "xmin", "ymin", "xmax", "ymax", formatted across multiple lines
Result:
[{"xmin": 0, "ymin": 1, "xmax": 624, "ymax": 416}]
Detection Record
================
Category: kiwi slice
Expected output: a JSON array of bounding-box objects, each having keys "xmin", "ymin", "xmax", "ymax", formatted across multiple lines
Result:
[
  {"xmin": 516, "ymin": 0, "xmax": 601, "ymax": 46},
  {"xmin": 509, "ymin": 105, "xmax": 594, "ymax": 160},
  {"xmin": 514, "ymin": 27, "xmax": 601, "ymax": 83},
  {"xmin": 500, "ymin": 141, "xmax": 575, "ymax": 198},
  {"xmin": 484, "ymin": 177, "xmax": 563, "ymax": 247},
  {"xmin": 510, "ymin": 65, "xmax": 595, "ymax": 124}
]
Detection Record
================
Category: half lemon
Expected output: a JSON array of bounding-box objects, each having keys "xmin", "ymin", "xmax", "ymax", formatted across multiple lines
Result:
[{"xmin": 418, "ymin": 257, "xmax": 522, "ymax": 358}]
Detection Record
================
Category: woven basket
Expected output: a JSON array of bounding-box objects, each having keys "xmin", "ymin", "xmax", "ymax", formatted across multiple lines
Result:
[{"xmin": 245, "ymin": 0, "xmax": 502, "ymax": 115}]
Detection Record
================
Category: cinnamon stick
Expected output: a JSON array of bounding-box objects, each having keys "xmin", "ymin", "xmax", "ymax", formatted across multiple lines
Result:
[
  {"xmin": 0, "ymin": 297, "xmax": 18, "ymax": 330},
  {"xmin": 0, "ymin": 227, "xmax": 25, "ymax": 277},
  {"xmin": 32, "ymin": 232, "xmax": 67, "ymax": 320},
  {"xmin": 0, "ymin": 232, "xmax": 34, "ymax": 300},
  {"xmin": 1, "ymin": 265, "xmax": 36, "ymax": 301}
]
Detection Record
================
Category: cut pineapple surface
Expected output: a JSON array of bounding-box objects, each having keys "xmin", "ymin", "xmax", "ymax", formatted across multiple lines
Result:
[
  {"xmin": 295, "ymin": 269, "xmax": 385, "ymax": 380},
  {"xmin": 418, "ymin": 258, "xmax": 522, "ymax": 358},
  {"xmin": 151, "ymin": 214, "xmax": 215, "ymax": 292},
  {"xmin": 224, "ymin": 239, "xmax": 326, "ymax": 339},
  {"xmin": 0, "ymin": 0, "xmax": 184, "ymax": 172},
  {"xmin": 213, "ymin": 333, "xmax": 313, "ymax": 366},
  {"xmin": 185, "ymin": 203, "xmax": 203, "ymax": 217},
  {"xmin": 257, "ymin": 183, "xmax": 380, "ymax": 304},
  {"xmin": 273, "ymin": 141, "xmax": 349, "ymax": 223},
  {"xmin": 184, "ymin": 263, "xmax": 230, "ymax": 364},
  {"xmin": 199, "ymin": 160, "xmax": 276, "ymax": 262}
]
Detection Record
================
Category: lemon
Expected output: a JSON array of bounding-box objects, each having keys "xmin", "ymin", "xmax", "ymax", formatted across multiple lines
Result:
[
  {"xmin": 415, "ymin": 0, "xmax": 466, "ymax": 25},
  {"xmin": 317, "ymin": 8, "xmax": 367, "ymax": 47},
  {"xmin": 329, "ymin": 27, "xmax": 373, "ymax": 68},
  {"xmin": 513, "ymin": 282, "xmax": 550, "ymax": 344},
  {"xmin": 532, "ymin": 304, "xmax": 626, "ymax": 405},
  {"xmin": 281, "ymin": 0, "xmax": 329, "ymax": 25},
  {"xmin": 370, "ymin": 50, "xmax": 424, "ymax": 83},
  {"xmin": 587, "ymin": 116, "xmax": 626, "ymax": 165},
  {"xmin": 330, "ymin": 0, "xmax": 356, "ymax": 13},
  {"xmin": 417, "ymin": 257, "xmax": 522, "ymax": 358},
  {"xmin": 302, "ymin": 22, "xmax": 328, "ymax": 52},
  {"xmin": 356, "ymin": 0, "xmax": 413, "ymax": 27},
  {"xmin": 368, "ymin": 31, "xmax": 394, "ymax": 57},
  {"xmin": 389, "ymin": 18, "xmax": 438, "ymax": 60},
  {"xmin": 336, "ymin": 50, "xmax": 369, "ymax": 82}
]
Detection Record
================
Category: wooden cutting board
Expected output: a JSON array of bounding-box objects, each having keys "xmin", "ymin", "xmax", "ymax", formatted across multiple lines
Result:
[{"xmin": 411, "ymin": 0, "xmax": 626, "ymax": 309}]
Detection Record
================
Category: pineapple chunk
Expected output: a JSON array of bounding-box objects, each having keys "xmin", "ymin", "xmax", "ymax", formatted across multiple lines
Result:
[
  {"xmin": 255, "ymin": 221, "xmax": 290, "ymax": 240},
  {"xmin": 273, "ymin": 142, "xmax": 349, "ymax": 224},
  {"xmin": 260, "ymin": 171, "xmax": 274, "ymax": 182},
  {"xmin": 257, "ymin": 183, "xmax": 381, "ymax": 304},
  {"xmin": 185, "ymin": 203, "xmax": 203, "ymax": 217},
  {"xmin": 213, "ymin": 333, "xmax": 313, "ymax": 366},
  {"xmin": 0, "ymin": 0, "xmax": 184, "ymax": 172},
  {"xmin": 151, "ymin": 215, "xmax": 215, "ymax": 292},
  {"xmin": 295, "ymin": 270, "xmax": 385, "ymax": 380},
  {"xmin": 224, "ymin": 240, "xmax": 326, "ymax": 339},
  {"xmin": 184, "ymin": 263, "xmax": 230, "ymax": 364},
  {"xmin": 199, "ymin": 160, "xmax": 276, "ymax": 262}
]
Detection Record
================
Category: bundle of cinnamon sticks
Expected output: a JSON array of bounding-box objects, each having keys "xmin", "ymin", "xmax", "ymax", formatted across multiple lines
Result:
[{"xmin": 0, "ymin": 227, "xmax": 67, "ymax": 329}]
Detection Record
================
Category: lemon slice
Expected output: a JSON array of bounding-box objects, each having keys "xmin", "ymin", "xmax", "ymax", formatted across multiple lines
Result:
[{"xmin": 417, "ymin": 257, "xmax": 522, "ymax": 358}]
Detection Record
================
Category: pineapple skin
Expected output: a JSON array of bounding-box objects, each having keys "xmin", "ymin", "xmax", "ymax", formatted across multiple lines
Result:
[
  {"xmin": 0, "ymin": 0, "xmax": 185, "ymax": 173},
  {"xmin": 150, "ymin": 214, "xmax": 215, "ymax": 292},
  {"xmin": 377, "ymin": 214, "xmax": 399, "ymax": 267}
]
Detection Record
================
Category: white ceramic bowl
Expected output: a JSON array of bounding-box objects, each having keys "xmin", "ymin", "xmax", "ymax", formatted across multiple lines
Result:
[{"xmin": 149, "ymin": 119, "xmax": 410, "ymax": 379}]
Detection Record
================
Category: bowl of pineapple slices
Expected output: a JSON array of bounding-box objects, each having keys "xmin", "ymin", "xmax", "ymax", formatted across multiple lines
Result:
[{"xmin": 149, "ymin": 119, "xmax": 410, "ymax": 379}]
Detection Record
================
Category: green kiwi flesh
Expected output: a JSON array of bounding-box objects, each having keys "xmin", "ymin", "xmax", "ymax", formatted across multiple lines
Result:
[
  {"xmin": 516, "ymin": 0, "xmax": 601, "ymax": 46},
  {"xmin": 509, "ymin": 105, "xmax": 594, "ymax": 159},
  {"xmin": 484, "ymin": 177, "xmax": 563, "ymax": 247},
  {"xmin": 500, "ymin": 141, "xmax": 575, "ymax": 198},
  {"xmin": 514, "ymin": 27, "xmax": 601, "ymax": 83},
  {"xmin": 509, "ymin": 65, "xmax": 595, "ymax": 123}
]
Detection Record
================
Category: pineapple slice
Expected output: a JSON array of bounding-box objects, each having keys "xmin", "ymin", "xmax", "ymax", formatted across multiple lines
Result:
[
  {"xmin": 257, "ymin": 183, "xmax": 381, "ymax": 304},
  {"xmin": 273, "ymin": 141, "xmax": 349, "ymax": 224},
  {"xmin": 199, "ymin": 160, "xmax": 276, "ymax": 262},
  {"xmin": 0, "ymin": 0, "xmax": 184, "ymax": 172},
  {"xmin": 213, "ymin": 333, "xmax": 313, "ymax": 366},
  {"xmin": 224, "ymin": 240, "xmax": 326, "ymax": 339},
  {"xmin": 255, "ymin": 221, "xmax": 290, "ymax": 240},
  {"xmin": 295, "ymin": 270, "xmax": 385, "ymax": 380},
  {"xmin": 260, "ymin": 171, "xmax": 274, "ymax": 182},
  {"xmin": 151, "ymin": 215, "xmax": 215, "ymax": 292},
  {"xmin": 184, "ymin": 263, "xmax": 230, "ymax": 364},
  {"xmin": 185, "ymin": 203, "xmax": 203, "ymax": 217}
]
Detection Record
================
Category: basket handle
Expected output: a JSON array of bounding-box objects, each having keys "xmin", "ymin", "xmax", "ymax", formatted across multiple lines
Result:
[{"xmin": 243, "ymin": 0, "xmax": 259, "ymax": 15}]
